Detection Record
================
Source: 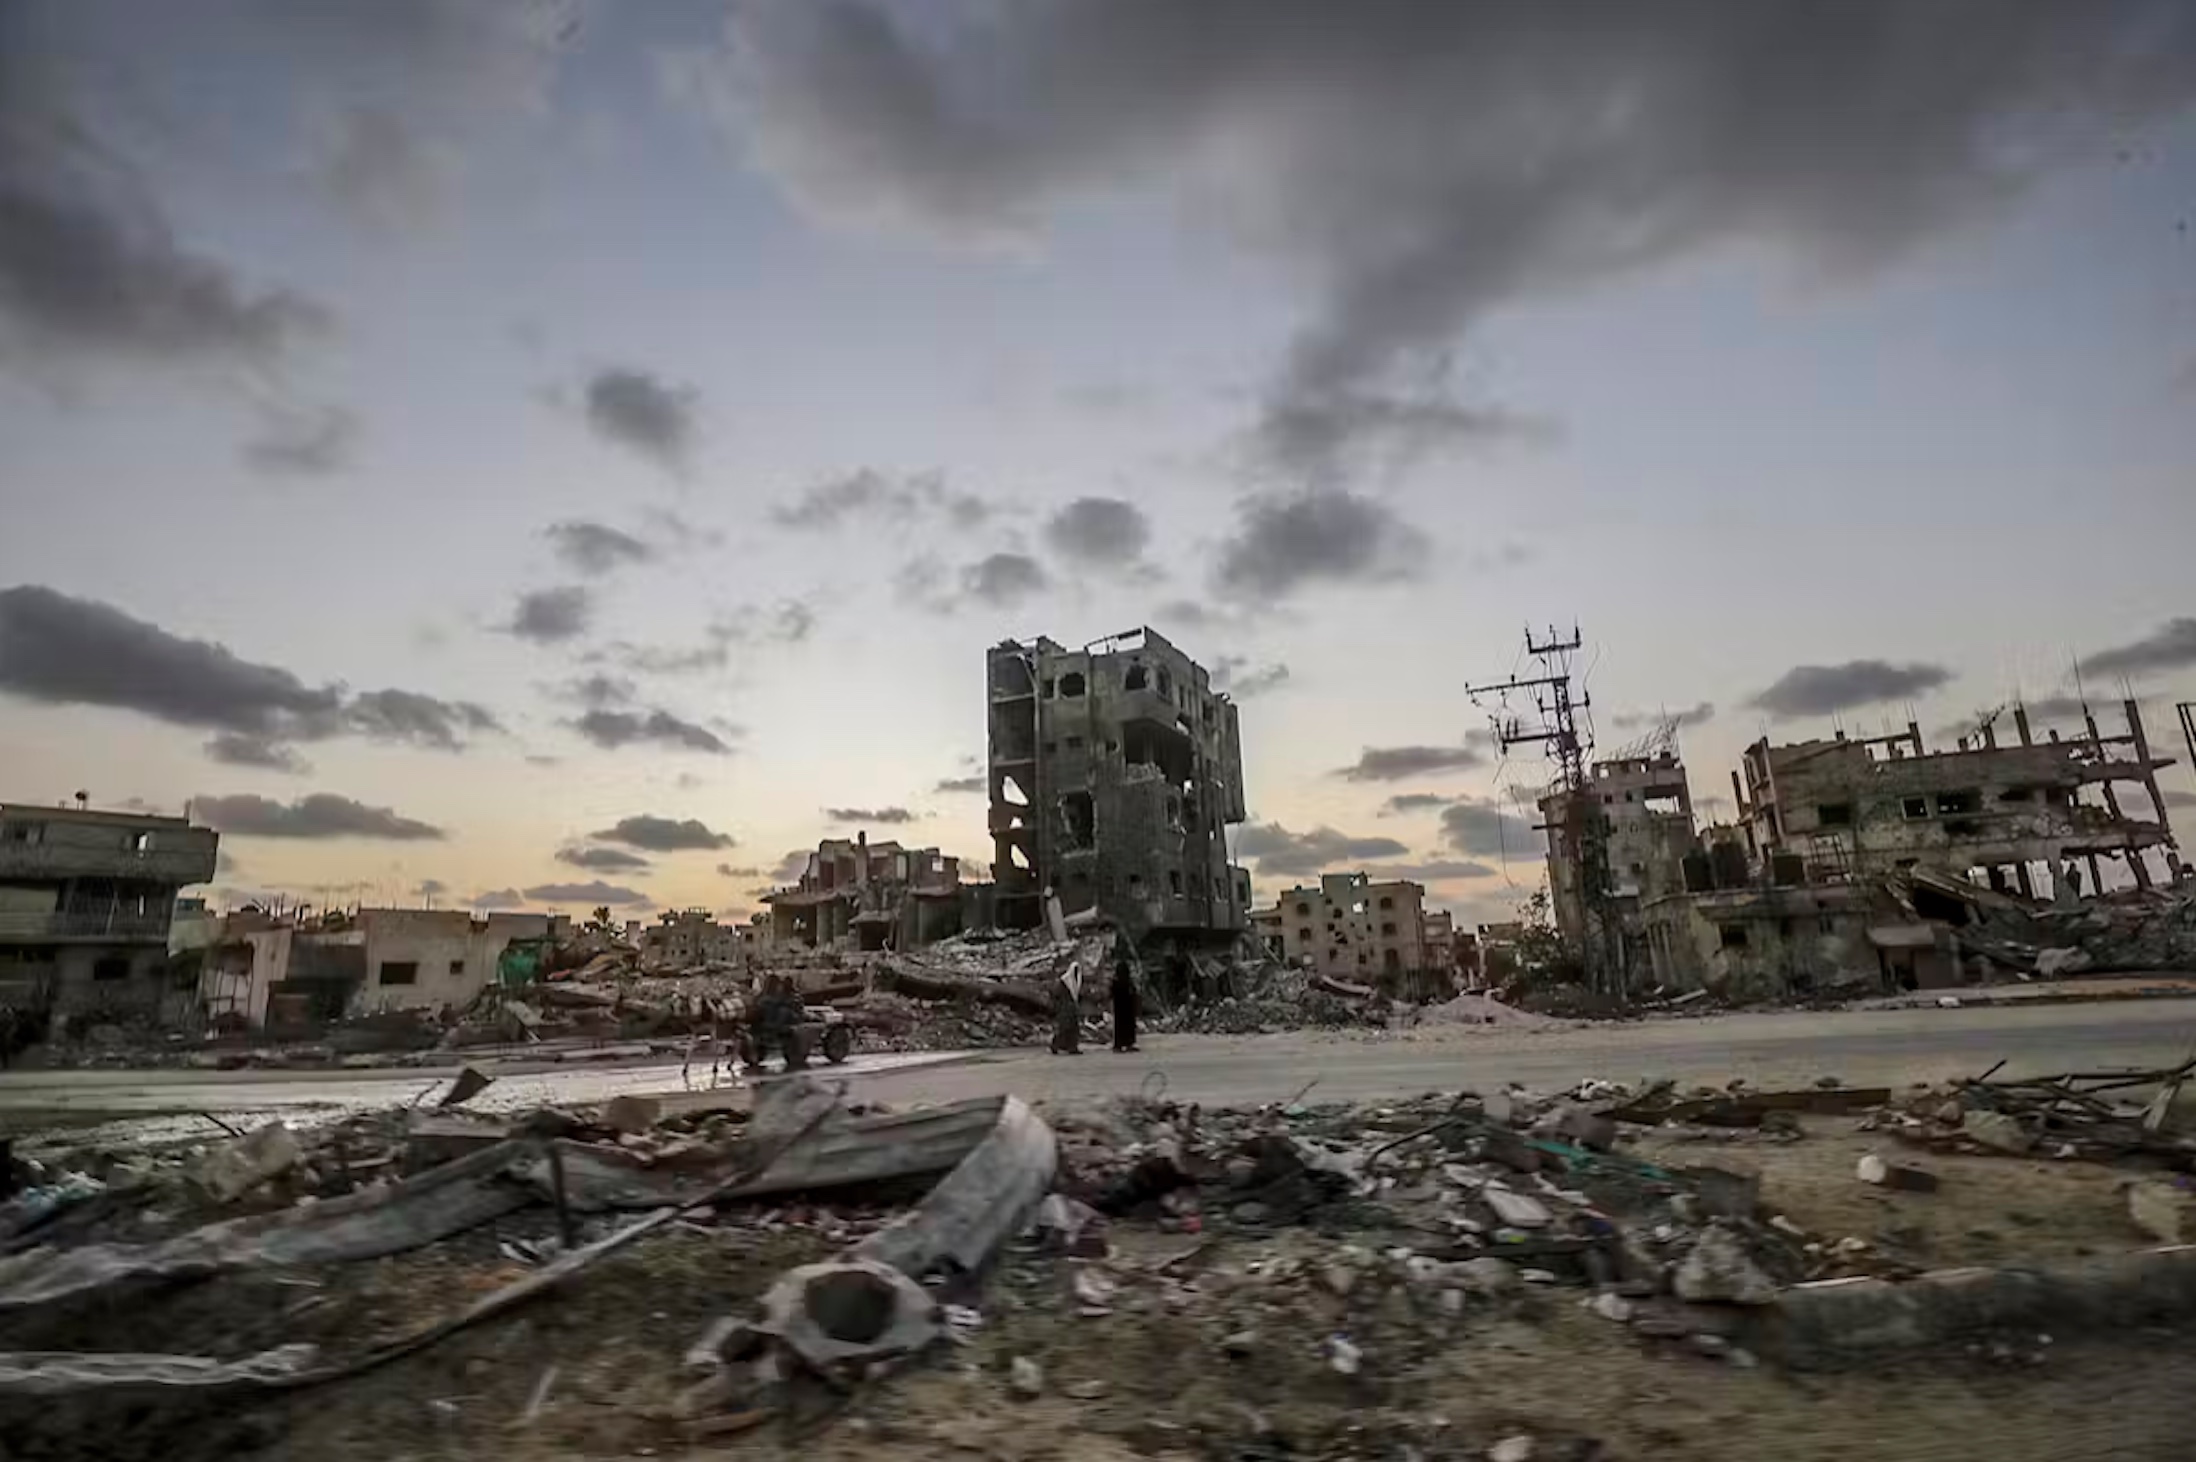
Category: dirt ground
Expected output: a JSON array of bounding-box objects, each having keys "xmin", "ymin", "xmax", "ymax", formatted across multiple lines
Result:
[{"xmin": 3, "ymin": 1110, "xmax": 2183, "ymax": 1462}]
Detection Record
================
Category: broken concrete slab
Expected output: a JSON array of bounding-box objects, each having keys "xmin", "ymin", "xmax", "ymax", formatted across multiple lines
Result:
[
  {"xmin": 599, "ymin": 1095, "xmax": 661, "ymax": 1135},
  {"xmin": 2128, "ymin": 1178, "xmax": 2196, "ymax": 1244},
  {"xmin": 1481, "ymin": 1187, "xmax": 1554, "ymax": 1229},
  {"xmin": 189, "ymin": 1123, "xmax": 304, "ymax": 1204},
  {"xmin": 1673, "ymin": 1225, "xmax": 1776, "ymax": 1305},
  {"xmin": 1856, "ymin": 1154, "xmax": 1940, "ymax": 1192},
  {"xmin": 1962, "ymin": 1110, "xmax": 2034, "ymax": 1154}
]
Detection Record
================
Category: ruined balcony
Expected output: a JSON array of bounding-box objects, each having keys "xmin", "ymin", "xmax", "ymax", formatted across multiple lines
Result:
[{"xmin": 0, "ymin": 909, "xmax": 175, "ymax": 942}]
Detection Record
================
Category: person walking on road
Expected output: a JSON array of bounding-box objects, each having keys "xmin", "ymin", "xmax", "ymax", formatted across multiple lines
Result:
[
  {"xmin": 1110, "ymin": 954, "xmax": 1140, "ymax": 1052},
  {"xmin": 1050, "ymin": 960, "xmax": 1084, "ymax": 1054}
]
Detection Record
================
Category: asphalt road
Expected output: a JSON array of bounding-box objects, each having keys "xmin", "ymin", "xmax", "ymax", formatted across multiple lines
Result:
[
  {"xmin": 736, "ymin": 996, "xmax": 2196, "ymax": 1114},
  {"xmin": 7, "ymin": 997, "xmax": 2194, "ymax": 1142}
]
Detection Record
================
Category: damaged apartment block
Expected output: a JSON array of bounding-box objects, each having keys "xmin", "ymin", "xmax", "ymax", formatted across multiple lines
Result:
[
  {"xmin": 1641, "ymin": 699, "xmax": 2182, "ymax": 998},
  {"xmin": 765, "ymin": 833, "xmax": 966, "ymax": 952},
  {"xmin": 987, "ymin": 628, "xmax": 1251, "ymax": 941}
]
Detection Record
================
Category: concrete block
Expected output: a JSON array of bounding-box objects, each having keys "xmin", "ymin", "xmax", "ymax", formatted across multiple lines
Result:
[
  {"xmin": 1482, "ymin": 1187, "xmax": 1553, "ymax": 1228},
  {"xmin": 600, "ymin": 1094, "xmax": 662, "ymax": 1134},
  {"xmin": 1856, "ymin": 1154, "xmax": 1940, "ymax": 1192},
  {"xmin": 1962, "ymin": 1110, "xmax": 2033, "ymax": 1154},
  {"xmin": 2128, "ymin": 1179, "xmax": 2196, "ymax": 1244}
]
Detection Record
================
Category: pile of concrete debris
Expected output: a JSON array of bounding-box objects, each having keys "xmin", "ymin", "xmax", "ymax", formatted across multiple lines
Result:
[
  {"xmin": 8, "ymin": 1058, "xmax": 2196, "ymax": 1457},
  {"xmin": 1150, "ymin": 956, "xmax": 1391, "ymax": 1035}
]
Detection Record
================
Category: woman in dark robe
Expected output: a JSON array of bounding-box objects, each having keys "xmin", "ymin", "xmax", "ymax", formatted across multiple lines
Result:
[{"xmin": 1110, "ymin": 956, "xmax": 1140, "ymax": 1052}]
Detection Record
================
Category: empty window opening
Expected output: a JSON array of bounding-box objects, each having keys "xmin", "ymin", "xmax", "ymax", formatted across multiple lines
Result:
[
  {"xmin": 1298, "ymin": 927, "xmax": 1312, "ymax": 942},
  {"xmin": 131, "ymin": 831, "xmax": 153, "ymax": 852},
  {"xmin": 1000, "ymin": 773, "xmax": 1031, "ymax": 807},
  {"xmin": 1901, "ymin": 796, "xmax": 1931, "ymax": 819},
  {"xmin": 1128, "ymin": 872, "xmax": 1144, "ymax": 891},
  {"xmin": 1643, "ymin": 795, "xmax": 1684, "ymax": 815},
  {"xmin": 1060, "ymin": 792, "xmax": 1095, "ymax": 849},
  {"xmin": 1059, "ymin": 672, "xmax": 1086, "ymax": 698},
  {"xmin": 1066, "ymin": 735, "xmax": 1084, "ymax": 750},
  {"xmin": 1351, "ymin": 900, "xmax": 1367, "ymax": 915},
  {"xmin": 1157, "ymin": 668, "xmax": 1173, "ymax": 699},
  {"xmin": 1125, "ymin": 663, "xmax": 1148, "ymax": 691},
  {"xmin": 1935, "ymin": 789, "xmax": 1980, "ymax": 816},
  {"xmin": 1169, "ymin": 869, "xmax": 1183, "ymax": 895},
  {"xmin": 1999, "ymin": 787, "xmax": 2035, "ymax": 802},
  {"xmin": 1295, "ymin": 901, "xmax": 1310, "ymax": 916},
  {"xmin": 1104, "ymin": 738, "xmax": 1119, "ymax": 756},
  {"xmin": 1817, "ymin": 803, "xmax": 1854, "ymax": 827},
  {"xmin": 1007, "ymin": 844, "xmax": 1033, "ymax": 872},
  {"xmin": 448, "ymin": 959, "xmax": 465, "ymax": 975},
  {"xmin": 1381, "ymin": 921, "xmax": 1397, "ymax": 936},
  {"xmin": 1717, "ymin": 925, "xmax": 1750, "ymax": 950},
  {"xmin": 93, "ymin": 955, "xmax": 130, "ymax": 981},
  {"xmin": 1379, "ymin": 896, "xmax": 1394, "ymax": 910},
  {"xmin": 1818, "ymin": 915, "xmax": 1838, "ymax": 934},
  {"xmin": 1041, "ymin": 677, "xmax": 1056, "ymax": 699},
  {"xmin": 379, "ymin": 960, "xmax": 419, "ymax": 986},
  {"xmin": 1383, "ymin": 948, "xmax": 1402, "ymax": 972}
]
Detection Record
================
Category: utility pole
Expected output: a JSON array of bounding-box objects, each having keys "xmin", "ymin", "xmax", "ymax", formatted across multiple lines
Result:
[{"xmin": 1466, "ymin": 625, "xmax": 1625, "ymax": 998}]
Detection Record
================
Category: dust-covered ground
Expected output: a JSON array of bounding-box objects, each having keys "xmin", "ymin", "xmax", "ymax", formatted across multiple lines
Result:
[{"xmin": 2, "ymin": 1101, "xmax": 2186, "ymax": 1462}]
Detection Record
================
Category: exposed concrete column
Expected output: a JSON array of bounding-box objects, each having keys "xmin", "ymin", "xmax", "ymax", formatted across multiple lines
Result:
[
  {"xmin": 2014, "ymin": 861, "xmax": 2035, "ymax": 900},
  {"xmin": 2014, "ymin": 705, "xmax": 2033, "ymax": 747},
  {"xmin": 2086, "ymin": 851, "xmax": 2105, "ymax": 899}
]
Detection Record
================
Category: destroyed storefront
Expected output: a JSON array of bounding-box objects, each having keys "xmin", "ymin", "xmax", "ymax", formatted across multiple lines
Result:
[
  {"xmin": 987, "ymin": 627, "xmax": 1251, "ymax": 942},
  {"xmin": 765, "ymin": 833, "xmax": 965, "ymax": 953}
]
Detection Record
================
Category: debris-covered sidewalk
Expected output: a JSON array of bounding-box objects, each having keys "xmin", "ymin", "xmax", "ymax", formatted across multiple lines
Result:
[{"xmin": 4, "ymin": 1053, "xmax": 2196, "ymax": 1460}]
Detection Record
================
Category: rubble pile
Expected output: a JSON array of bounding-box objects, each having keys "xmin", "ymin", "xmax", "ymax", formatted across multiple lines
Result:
[
  {"xmin": 4, "ymin": 1056, "xmax": 2192, "ymax": 1458},
  {"xmin": 1151, "ymin": 957, "xmax": 1389, "ymax": 1035},
  {"xmin": 842, "ymin": 990, "xmax": 1050, "ymax": 1050}
]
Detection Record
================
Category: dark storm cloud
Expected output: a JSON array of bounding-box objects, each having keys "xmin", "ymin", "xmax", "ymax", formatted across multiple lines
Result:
[
  {"xmin": 1379, "ymin": 792, "xmax": 1453, "ymax": 815},
  {"xmin": 240, "ymin": 402, "xmax": 359, "ymax": 476},
  {"xmin": 597, "ymin": 601, "xmax": 817, "ymax": 677},
  {"xmin": 771, "ymin": 468, "xmax": 991, "ymax": 530},
  {"xmin": 1044, "ymin": 496, "xmax": 1150, "ymax": 566},
  {"xmin": 545, "ymin": 521, "xmax": 657, "ymax": 575},
  {"xmin": 345, "ymin": 689, "xmax": 502, "ymax": 750},
  {"xmin": 0, "ymin": 584, "xmax": 499, "ymax": 757},
  {"xmin": 194, "ymin": 793, "xmax": 446, "ymax": 841},
  {"xmin": 1608, "ymin": 701, "xmax": 1716, "ymax": 731},
  {"xmin": 1369, "ymin": 859, "xmax": 1497, "ymax": 881},
  {"xmin": 1213, "ymin": 491, "xmax": 1427, "ymax": 603},
  {"xmin": 204, "ymin": 733, "xmax": 311, "ymax": 774},
  {"xmin": 717, "ymin": 863, "xmax": 762, "ymax": 877},
  {"xmin": 1235, "ymin": 822, "xmax": 1409, "ymax": 878},
  {"xmin": 316, "ymin": 104, "xmax": 455, "ymax": 228},
  {"xmin": 1334, "ymin": 740, "xmax": 1484, "ymax": 783},
  {"xmin": 824, "ymin": 806, "xmax": 918, "ymax": 825},
  {"xmin": 1440, "ymin": 798, "xmax": 1536, "ymax": 858},
  {"xmin": 934, "ymin": 775, "xmax": 986, "ymax": 794},
  {"xmin": 568, "ymin": 708, "xmax": 735, "ymax": 755},
  {"xmin": 555, "ymin": 845, "xmax": 652, "ymax": 872},
  {"xmin": 507, "ymin": 585, "xmax": 592, "ymax": 644},
  {"xmin": 960, "ymin": 553, "xmax": 1049, "ymax": 607},
  {"xmin": 553, "ymin": 672, "xmax": 635, "ymax": 709},
  {"xmin": 1210, "ymin": 655, "xmax": 1291, "ymax": 699},
  {"xmin": 590, "ymin": 815, "xmax": 735, "ymax": 851},
  {"xmin": 2080, "ymin": 618, "xmax": 2196, "ymax": 679},
  {"xmin": 582, "ymin": 368, "xmax": 697, "ymax": 473},
  {"xmin": 521, "ymin": 880, "xmax": 651, "ymax": 907},
  {"xmin": 705, "ymin": 1, "xmax": 2196, "ymax": 480},
  {"xmin": 0, "ymin": 61, "xmax": 329, "ymax": 371},
  {"xmin": 471, "ymin": 887, "xmax": 526, "ymax": 910},
  {"xmin": 1749, "ymin": 660, "xmax": 1954, "ymax": 719}
]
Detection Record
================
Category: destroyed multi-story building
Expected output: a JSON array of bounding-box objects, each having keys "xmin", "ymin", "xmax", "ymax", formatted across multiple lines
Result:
[
  {"xmin": 1262, "ymin": 872, "xmax": 1431, "ymax": 980},
  {"xmin": 986, "ymin": 628, "xmax": 1251, "ymax": 940},
  {"xmin": 764, "ymin": 833, "xmax": 965, "ymax": 952},
  {"xmin": 1731, "ymin": 703, "xmax": 2179, "ymax": 895},
  {"xmin": 641, "ymin": 908, "xmax": 743, "ymax": 968},
  {"xmin": 0, "ymin": 800, "xmax": 217, "ymax": 1024},
  {"xmin": 1641, "ymin": 699, "xmax": 2182, "ymax": 997},
  {"xmin": 1536, "ymin": 746, "xmax": 1696, "ymax": 979}
]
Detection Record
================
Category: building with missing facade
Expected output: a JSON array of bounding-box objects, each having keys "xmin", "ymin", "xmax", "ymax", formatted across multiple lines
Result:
[{"xmin": 987, "ymin": 628, "xmax": 1251, "ymax": 940}]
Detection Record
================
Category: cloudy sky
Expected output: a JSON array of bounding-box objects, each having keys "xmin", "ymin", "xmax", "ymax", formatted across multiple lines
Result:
[{"xmin": 4, "ymin": 1, "xmax": 2194, "ymax": 927}]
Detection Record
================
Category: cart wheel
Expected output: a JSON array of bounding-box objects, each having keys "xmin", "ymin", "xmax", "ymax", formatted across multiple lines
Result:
[{"xmin": 822, "ymin": 1023, "xmax": 853, "ymax": 1065}]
